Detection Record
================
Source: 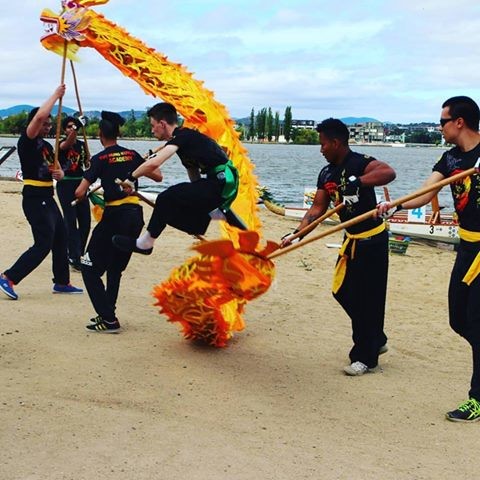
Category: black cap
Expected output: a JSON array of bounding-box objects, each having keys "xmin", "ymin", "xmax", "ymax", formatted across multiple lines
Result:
[
  {"xmin": 101, "ymin": 111, "xmax": 125, "ymax": 126},
  {"xmin": 62, "ymin": 116, "xmax": 83, "ymax": 130}
]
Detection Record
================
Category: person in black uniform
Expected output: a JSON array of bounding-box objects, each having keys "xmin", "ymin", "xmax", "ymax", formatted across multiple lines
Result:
[
  {"xmin": 112, "ymin": 102, "xmax": 239, "ymax": 255},
  {"xmin": 378, "ymin": 96, "xmax": 480, "ymax": 422},
  {"xmin": 281, "ymin": 118, "xmax": 396, "ymax": 376},
  {"xmin": 74, "ymin": 111, "xmax": 163, "ymax": 333},
  {"xmin": 57, "ymin": 115, "xmax": 91, "ymax": 271},
  {"xmin": 0, "ymin": 84, "xmax": 83, "ymax": 300}
]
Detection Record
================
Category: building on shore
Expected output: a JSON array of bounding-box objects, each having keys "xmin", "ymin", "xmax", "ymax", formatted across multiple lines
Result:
[
  {"xmin": 291, "ymin": 119, "xmax": 316, "ymax": 130},
  {"xmin": 348, "ymin": 121, "xmax": 385, "ymax": 143}
]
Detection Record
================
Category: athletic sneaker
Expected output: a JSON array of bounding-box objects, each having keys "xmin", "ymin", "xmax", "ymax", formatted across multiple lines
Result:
[
  {"xmin": 344, "ymin": 361, "xmax": 378, "ymax": 376},
  {"xmin": 0, "ymin": 273, "xmax": 18, "ymax": 300},
  {"xmin": 446, "ymin": 398, "xmax": 480, "ymax": 423},
  {"xmin": 52, "ymin": 283, "xmax": 84, "ymax": 294},
  {"xmin": 86, "ymin": 317, "xmax": 121, "ymax": 333},
  {"xmin": 112, "ymin": 235, "xmax": 153, "ymax": 255}
]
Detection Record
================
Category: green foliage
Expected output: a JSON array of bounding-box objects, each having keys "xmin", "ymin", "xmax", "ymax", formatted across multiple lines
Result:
[
  {"xmin": 266, "ymin": 107, "xmax": 274, "ymax": 142},
  {"xmin": 274, "ymin": 111, "xmax": 280, "ymax": 142},
  {"xmin": 405, "ymin": 130, "xmax": 442, "ymax": 144},
  {"xmin": 0, "ymin": 110, "xmax": 155, "ymax": 139},
  {"xmin": 248, "ymin": 108, "xmax": 255, "ymax": 140},
  {"xmin": 291, "ymin": 128, "xmax": 319, "ymax": 145},
  {"xmin": 234, "ymin": 123, "xmax": 245, "ymax": 140},
  {"xmin": 122, "ymin": 109, "xmax": 137, "ymax": 137},
  {"xmin": 284, "ymin": 106, "xmax": 292, "ymax": 142},
  {"xmin": 255, "ymin": 107, "xmax": 267, "ymax": 140},
  {"xmin": 0, "ymin": 112, "xmax": 28, "ymax": 134}
]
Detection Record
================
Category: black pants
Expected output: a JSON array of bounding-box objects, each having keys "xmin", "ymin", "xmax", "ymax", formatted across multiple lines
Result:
[
  {"xmin": 5, "ymin": 195, "xmax": 69, "ymax": 285},
  {"xmin": 147, "ymin": 179, "xmax": 224, "ymax": 237},
  {"xmin": 448, "ymin": 240, "xmax": 480, "ymax": 401},
  {"xmin": 81, "ymin": 204, "xmax": 144, "ymax": 321},
  {"xmin": 56, "ymin": 179, "xmax": 91, "ymax": 262},
  {"xmin": 333, "ymin": 230, "xmax": 389, "ymax": 368}
]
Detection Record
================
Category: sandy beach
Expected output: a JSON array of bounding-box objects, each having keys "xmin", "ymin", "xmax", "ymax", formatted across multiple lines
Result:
[{"xmin": 0, "ymin": 178, "xmax": 478, "ymax": 480}]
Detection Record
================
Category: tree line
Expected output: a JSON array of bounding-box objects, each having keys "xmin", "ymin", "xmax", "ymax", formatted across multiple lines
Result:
[
  {"xmin": 0, "ymin": 110, "xmax": 155, "ymax": 139},
  {"xmin": 0, "ymin": 108, "xmax": 443, "ymax": 145},
  {"xmin": 236, "ymin": 106, "xmax": 294, "ymax": 143},
  {"xmin": 0, "ymin": 106, "xmax": 307, "ymax": 143}
]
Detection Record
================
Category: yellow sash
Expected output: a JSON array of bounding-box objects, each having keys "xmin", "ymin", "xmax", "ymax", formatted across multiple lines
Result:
[
  {"xmin": 105, "ymin": 196, "xmax": 140, "ymax": 207},
  {"xmin": 332, "ymin": 222, "xmax": 386, "ymax": 294},
  {"xmin": 23, "ymin": 179, "xmax": 54, "ymax": 187},
  {"xmin": 459, "ymin": 227, "xmax": 480, "ymax": 285}
]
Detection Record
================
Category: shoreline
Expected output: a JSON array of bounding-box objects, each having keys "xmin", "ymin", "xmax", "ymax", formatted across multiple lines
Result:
[{"xmin": 0, "ymin": 133, "xmax": 447, "ymax": 148}]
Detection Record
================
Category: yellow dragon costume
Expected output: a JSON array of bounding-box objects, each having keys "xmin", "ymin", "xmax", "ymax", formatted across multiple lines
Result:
[{"xmin": 40, "ymin": 0, "xmax": 276, "ymax": 346}]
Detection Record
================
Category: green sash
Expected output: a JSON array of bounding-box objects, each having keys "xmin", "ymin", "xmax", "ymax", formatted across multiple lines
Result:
[{"xmin": 209, "ymin": 160, "xmax": 239, "ymax": 210}]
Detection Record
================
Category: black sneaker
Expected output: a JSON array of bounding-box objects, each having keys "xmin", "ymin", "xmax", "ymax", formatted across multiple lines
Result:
[
  {"xmin": 86, "ymin": 317, "xmax": 121, "ymax": 333},
  {"xmin": 112, "ymin": 235, "xmax": 152, "ymax": 255},
  {"xmin": 446, "ymin": 398, "xmax": 480, "ymax": 422}
]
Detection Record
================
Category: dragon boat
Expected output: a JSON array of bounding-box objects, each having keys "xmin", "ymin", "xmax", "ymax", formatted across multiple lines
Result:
[{"xmin": 258, "ymin": 186, "xmax": 459, "ymax": 245}]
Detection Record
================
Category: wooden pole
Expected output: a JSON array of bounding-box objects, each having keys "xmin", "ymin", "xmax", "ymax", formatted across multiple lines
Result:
[
  {"xmin": 69, "ymin": 60, "xmax": 91, "ymax": 166},
  {"xmin": 284, "ymin": 203, "xmax": 344, "ymax": 243},
  {"xmin": 268, "ymin": 167, "xmax": 477, "ymax": 260},
  {"xmin": 53, "ymin": 40, "xmax": 68, "ymax": 171},
  {"xmin": 71, "ymin": 184, "xmax": 102, "ymax": 206}
]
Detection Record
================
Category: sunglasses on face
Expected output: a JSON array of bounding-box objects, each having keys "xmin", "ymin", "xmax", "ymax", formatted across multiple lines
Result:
[{"xmin": 439, "ymin": 117, "xmax": 456, "ymax": 127}]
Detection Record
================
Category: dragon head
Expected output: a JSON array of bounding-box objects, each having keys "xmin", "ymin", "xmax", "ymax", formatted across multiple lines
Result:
[{"xmin": 39, "ymin": 1, "xmax": 108, "ymax": 57}]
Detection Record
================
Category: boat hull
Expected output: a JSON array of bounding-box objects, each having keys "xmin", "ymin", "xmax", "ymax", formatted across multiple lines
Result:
[{"xmin": 274, "ymin": 205, "xmax": 459, "ymax": 244}]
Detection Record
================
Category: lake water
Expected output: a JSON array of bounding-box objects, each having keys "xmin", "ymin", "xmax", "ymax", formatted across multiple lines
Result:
[{"xmin": 0, "ymin": 138, "xmax": 452, "ymax": 209}]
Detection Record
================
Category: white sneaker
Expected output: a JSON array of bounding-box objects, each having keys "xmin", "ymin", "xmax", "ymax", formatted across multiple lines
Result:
[
  {"xmin": 379, "ymin": 344, "xmax": 389, "ymax": 355},
  {"xmin": 344, "ymin": 361, "xmax": 375, "ymax": 376}
]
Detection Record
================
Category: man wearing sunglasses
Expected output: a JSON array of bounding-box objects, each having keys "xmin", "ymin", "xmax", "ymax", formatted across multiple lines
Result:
[
  {"xmin": 57, "ymin": 116, "xmax": 91, "ymax": 272},
  {"xmin": 378, "ymin": 96, "xmax": 480, "ymax": 423}
]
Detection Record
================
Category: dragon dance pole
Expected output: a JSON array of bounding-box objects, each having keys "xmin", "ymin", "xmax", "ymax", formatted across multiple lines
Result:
[
  {"xmin": 53, "ymin": 39, "xmax": 68, "ymax": 171},
  {"xmin": 69, "ymin": 60, "xmax": 91, "ymax": 166},
  {"xmin": 269, "ymin": 166, "xmax": 478, "ymax": 260}
]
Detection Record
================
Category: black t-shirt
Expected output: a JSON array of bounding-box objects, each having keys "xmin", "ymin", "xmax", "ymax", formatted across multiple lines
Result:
[
  {"xmin": 433, "ymin": 143, "xmax": 480, "ymax": 231},
  {"xmin": 59, "ymin": 139, "xmax": 88, "ymax": 177},
  {"xmin": 317, "ymin": 150, "xmax": 382, "ymax": 234},
  {"xmin": 17, "ymin": 131, "xmax": 55, "ymax": 197},
  {"xmin": 166, "ymin": 127, "xmax": 229, "ymax": 173},
  {"xmin": 84, "ymin": 145, "xmax": 144, "ymax": 203}
]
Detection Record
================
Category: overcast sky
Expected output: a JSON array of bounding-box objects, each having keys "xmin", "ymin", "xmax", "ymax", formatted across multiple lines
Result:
[{"xmin": 0, "ymin": 0, "xmax": 479, "ymax": 123}]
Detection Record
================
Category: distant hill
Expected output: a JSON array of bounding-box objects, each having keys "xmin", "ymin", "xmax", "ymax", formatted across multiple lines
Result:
[
  {"xmin": 0, "ymin": 105, "xmax": 76, "ymax": 118},
  {"xmin": 82, "ymin": 110, "xmax": 147, "ymax": 120},
  {"xmin": 340, "ymin": 117, "xmax": 380, "ymax": 125},
  {"xmin": 1, "ymin": 105, "xmax": 381, "ymax": 124},
  {"xmin": 0, "ymin": 105, "xmax": 146, "ymax": 120}
]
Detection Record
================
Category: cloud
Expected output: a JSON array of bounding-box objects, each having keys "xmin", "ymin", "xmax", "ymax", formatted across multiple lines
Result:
[{"xmin": 0, "ymin": 0, "xmax": 479, "ymax": 123}]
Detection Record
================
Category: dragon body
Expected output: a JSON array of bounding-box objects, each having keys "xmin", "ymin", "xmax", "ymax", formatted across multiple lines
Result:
[
  {"xmin": 40, "ymin": 0, "xmax": 260, "ymax": 235},
  {"xmin": 39, "ymin": 1, "xmax": 273, "ymax": 346}
]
